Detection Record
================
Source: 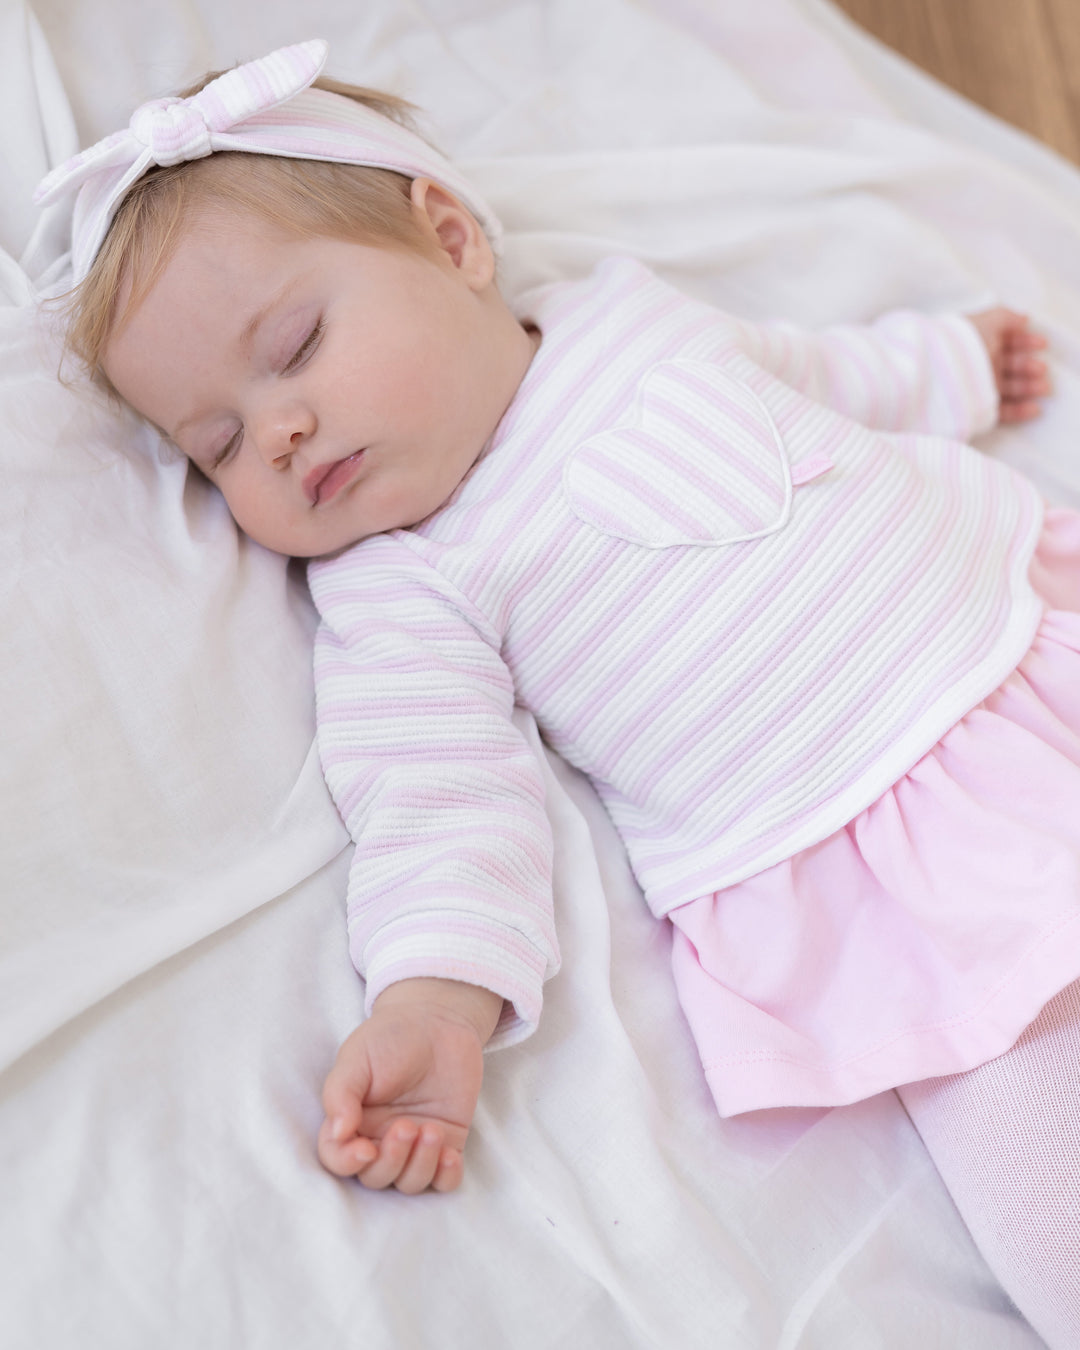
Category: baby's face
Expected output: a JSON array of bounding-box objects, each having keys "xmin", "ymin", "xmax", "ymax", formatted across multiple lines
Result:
[{"xmin": 102, "ymin": 189, "xmax": 535, "ymax": 557}]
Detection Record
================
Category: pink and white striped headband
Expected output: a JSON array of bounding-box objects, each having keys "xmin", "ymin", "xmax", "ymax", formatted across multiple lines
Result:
[{"xmin": 34, "ymin": 38, "xmax": 502, "ymax": 284}]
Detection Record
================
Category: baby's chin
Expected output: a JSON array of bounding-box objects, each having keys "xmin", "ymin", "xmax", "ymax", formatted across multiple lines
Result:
[
  {"xmin": 284, "ymin": 533, "xmax": 369, "ymax": 561},
  {"xmin": 224, "ymin": 509, "xmax": 369, "ymax": 560}
]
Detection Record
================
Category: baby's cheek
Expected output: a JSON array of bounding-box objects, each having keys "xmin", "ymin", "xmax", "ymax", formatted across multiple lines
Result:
[{"xmin": 220, "ymin": 476, "xmax": 296, "ymax": 553}]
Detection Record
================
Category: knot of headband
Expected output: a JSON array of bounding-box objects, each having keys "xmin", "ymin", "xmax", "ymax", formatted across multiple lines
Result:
[
  {"xmin": 34, "ymin": 38, "xmax": 502, "ymax": 284},
  {"xmin": 126, "ymin": 100, "xmax": 221, "ymax": 166},
  {"xmin": 126, "ymin": 98, "xmax": 214, "ymax": 166}
]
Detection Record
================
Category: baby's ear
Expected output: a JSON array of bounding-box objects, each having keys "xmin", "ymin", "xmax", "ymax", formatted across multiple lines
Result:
[{"xmin": 410, "ymin": 178, "xmax": 494, "ymax": 289}]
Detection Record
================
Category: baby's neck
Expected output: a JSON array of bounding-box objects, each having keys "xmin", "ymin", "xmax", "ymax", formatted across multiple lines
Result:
[{"xmin": 455, "ymin": 295, "xmax": 540, "ymax": 483}]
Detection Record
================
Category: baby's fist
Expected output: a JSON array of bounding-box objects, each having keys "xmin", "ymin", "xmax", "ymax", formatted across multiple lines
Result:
[
  {"xmin": 318, "ymin": 978, "xmax": 503, "ymax": 1194},
  {"xmin": 967, "ymin": 307, "xmax": 1050, "ymax": 423}
]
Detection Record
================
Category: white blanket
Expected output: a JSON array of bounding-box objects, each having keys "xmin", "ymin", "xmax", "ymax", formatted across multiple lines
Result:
[{"xmin": 4, "ymin": 1, "xmax": 1078, "ymax": 1344}]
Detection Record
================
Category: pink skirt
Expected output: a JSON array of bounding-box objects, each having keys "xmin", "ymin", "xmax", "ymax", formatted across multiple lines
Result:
[{"xmin": 669, "ymin": 507, "xmax": 1080, "ymax": 1117}]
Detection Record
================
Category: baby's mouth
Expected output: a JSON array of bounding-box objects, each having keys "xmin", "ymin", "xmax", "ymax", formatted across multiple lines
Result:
[{"xmin": 305, "ymin": 451, "xmax": 366, "ymax": 506}]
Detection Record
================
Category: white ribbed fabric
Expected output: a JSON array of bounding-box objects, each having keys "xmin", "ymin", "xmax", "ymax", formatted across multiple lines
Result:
[
  {"xmin": 898, "ymin": 980, "xmax": 1080, "ymax": 1350},
  {"xmin": 309, "ymin": 257, "xmax": 1043, "ymax": 1040}
]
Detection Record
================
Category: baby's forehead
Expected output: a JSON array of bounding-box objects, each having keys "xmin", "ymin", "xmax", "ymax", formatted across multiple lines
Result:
[
  {"xmin": 111, "ymin": 206, "xmax": 308, "ymax": 342},
  {"xmin": 121, "ymin": 217, "xmax": 292, "ymax": 335},
  {"xmin": 72, "ymin": 152, "xmax": 440, "ymax": 388}
]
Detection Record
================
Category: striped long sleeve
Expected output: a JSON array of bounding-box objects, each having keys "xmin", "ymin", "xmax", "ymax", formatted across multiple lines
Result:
[
  {"xmin": 311, "ymin": 536, "xmax": 558, "ymax": 1045},
  {"xmin": 729, "ymin": 310, "xmax": 999, "ymax": 440}
]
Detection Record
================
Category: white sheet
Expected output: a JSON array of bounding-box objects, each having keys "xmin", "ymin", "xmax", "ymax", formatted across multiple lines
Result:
[{"xmin": 5, "ymin": 1, "xmax": 1078, "ymax": 1344}]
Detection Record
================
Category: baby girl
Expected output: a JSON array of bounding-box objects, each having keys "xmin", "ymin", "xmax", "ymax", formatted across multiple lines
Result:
[{"xmin": 37, "ymin": 40, "xmax": 1079, "ymax": 1346}]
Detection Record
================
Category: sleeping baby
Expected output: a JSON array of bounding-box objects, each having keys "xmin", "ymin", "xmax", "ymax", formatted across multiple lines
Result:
[{"xmin": 36, "ymin": 40, "xmax": 1079, "ymax": 1346}]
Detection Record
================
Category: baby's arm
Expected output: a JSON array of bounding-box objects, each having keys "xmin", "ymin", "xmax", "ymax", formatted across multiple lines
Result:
[
  {"xmin": 309, "ymin": 536, "xmax": 560, "ymax": 1193},
  {"xmin": 730, "ymin": 304, "xmax": 1049, "ymax": 439},
  {"xmin": 318, "ymin": 978, "xmax": 503, "ymax": 1193}
]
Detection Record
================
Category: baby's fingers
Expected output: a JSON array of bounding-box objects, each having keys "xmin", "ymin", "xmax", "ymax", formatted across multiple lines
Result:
[
  {"xmin": 999, "ymin": 356, "xmax": 1052, "ymax": 423},
  {"xmin": 317, "ymin": 1116, "xmax": 379, "ymax": 1177},
  {"xmin": 1001, "ymin": 372, "xmax": 1052, "ymax": 401},
  {"xmin": 431, "ymin": 1146, "xmax": 465, "ymax": 1193},
  {"xmin": 394, "ymin": 1124, "xmax": 457, "ymax": 1195},
  {"xmin": 999, "ymin": 399, "xmax": 1045, "ymax": 424},
  {"xmin": 1002, "ymin": 349, "xmax": 1050, "ymax": 380},
  {"xmin": 354, "ymin": 1120, "xmax": 464, "ymax": 1193},
  {"xmin": 356, "ymin": 1119, "xmax": 424, "ymax": 1191},
  {"xmin": 1003, "ymin": 322, "xmax": 1048, "ymax": 353}
]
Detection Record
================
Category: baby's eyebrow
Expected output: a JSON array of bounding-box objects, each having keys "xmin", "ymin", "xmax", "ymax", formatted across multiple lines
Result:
[{"xmin": 239, "ymin": 278, "xmax": 301, "ymax": 353}]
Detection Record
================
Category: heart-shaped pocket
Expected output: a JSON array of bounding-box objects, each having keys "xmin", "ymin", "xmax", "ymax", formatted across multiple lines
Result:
[{"xmin": 563, "ymin": 360, "xmax": 794, "ymax": 548}]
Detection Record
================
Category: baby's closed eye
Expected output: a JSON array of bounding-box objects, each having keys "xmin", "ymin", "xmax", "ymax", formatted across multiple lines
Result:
[
  {"xmin": 210, "ymin": 425, "xmax": 244, "ymax": 471},
  {"xmin": 282, "ymin": 321, "xmax": 324, "ymax": 374}
]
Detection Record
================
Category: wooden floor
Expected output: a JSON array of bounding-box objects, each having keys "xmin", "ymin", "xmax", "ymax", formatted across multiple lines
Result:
[{"xmin": 830, "ymin": 0, "xmax": 1080, "ymax": 164}]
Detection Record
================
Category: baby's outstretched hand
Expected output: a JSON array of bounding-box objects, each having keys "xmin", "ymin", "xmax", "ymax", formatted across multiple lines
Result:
[
  {"xmin": 318, "ymin": 978, "xmax": 503, "ymax": 1194},
  {"xmin": 967, "ymin": 307, "xmax": 1051, "ymax": 423}
]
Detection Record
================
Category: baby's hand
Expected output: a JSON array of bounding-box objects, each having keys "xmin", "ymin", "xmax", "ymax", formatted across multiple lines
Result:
[
  {"xmin": 967, "ymin": 307, "xmax": 1051, "ymax": 423},
  {"xmin": 318, "ymin": 978, "xmax": 503, "ymax": 1194}
]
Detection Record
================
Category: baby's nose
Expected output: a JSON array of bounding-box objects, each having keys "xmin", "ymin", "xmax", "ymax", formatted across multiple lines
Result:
[{"xmin": 257, "ymin": 401, "xmax": 316, "ymax": 465}]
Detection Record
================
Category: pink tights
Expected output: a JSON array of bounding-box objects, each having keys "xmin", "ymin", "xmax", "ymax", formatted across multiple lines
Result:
[{"xmin": 897, "ymin": 980, "xmax": 1080, "ymax": 1349}]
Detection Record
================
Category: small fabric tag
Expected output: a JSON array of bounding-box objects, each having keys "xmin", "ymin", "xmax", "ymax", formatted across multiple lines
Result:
[{"xmin": 789, "ymin": 452, "xmax": 834, "ymax": 486}]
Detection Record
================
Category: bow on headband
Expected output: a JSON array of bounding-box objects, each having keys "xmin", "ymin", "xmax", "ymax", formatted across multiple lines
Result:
[{"xmin": 34, "ymin": 39, "xmax": 502, "ymax": 284}]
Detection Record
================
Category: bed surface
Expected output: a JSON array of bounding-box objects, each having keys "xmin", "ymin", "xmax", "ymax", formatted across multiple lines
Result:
[{"xmin": 4, "ymin": 2, "xmax": 1079, "ymax": 1345}]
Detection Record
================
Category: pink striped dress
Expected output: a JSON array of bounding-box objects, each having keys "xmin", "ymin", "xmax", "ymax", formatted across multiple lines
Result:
[{"xmin": 310, "ymin": 257, "xmax": 1080, "ymax": 1114}]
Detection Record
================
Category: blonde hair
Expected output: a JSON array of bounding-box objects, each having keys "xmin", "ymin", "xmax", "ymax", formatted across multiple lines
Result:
[{"xmin": 66, "ymin": 74, "xmax": 433, "ymax": 389}]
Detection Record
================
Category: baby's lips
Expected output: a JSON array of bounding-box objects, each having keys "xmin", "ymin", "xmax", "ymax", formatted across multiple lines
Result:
[
  {"xmin": 304, "ymin": 450, "xmax": 367, "ymax": 505},
  {"xmin": 303, "ymin": 460, "xmax": 335, "ymax": 504}
]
